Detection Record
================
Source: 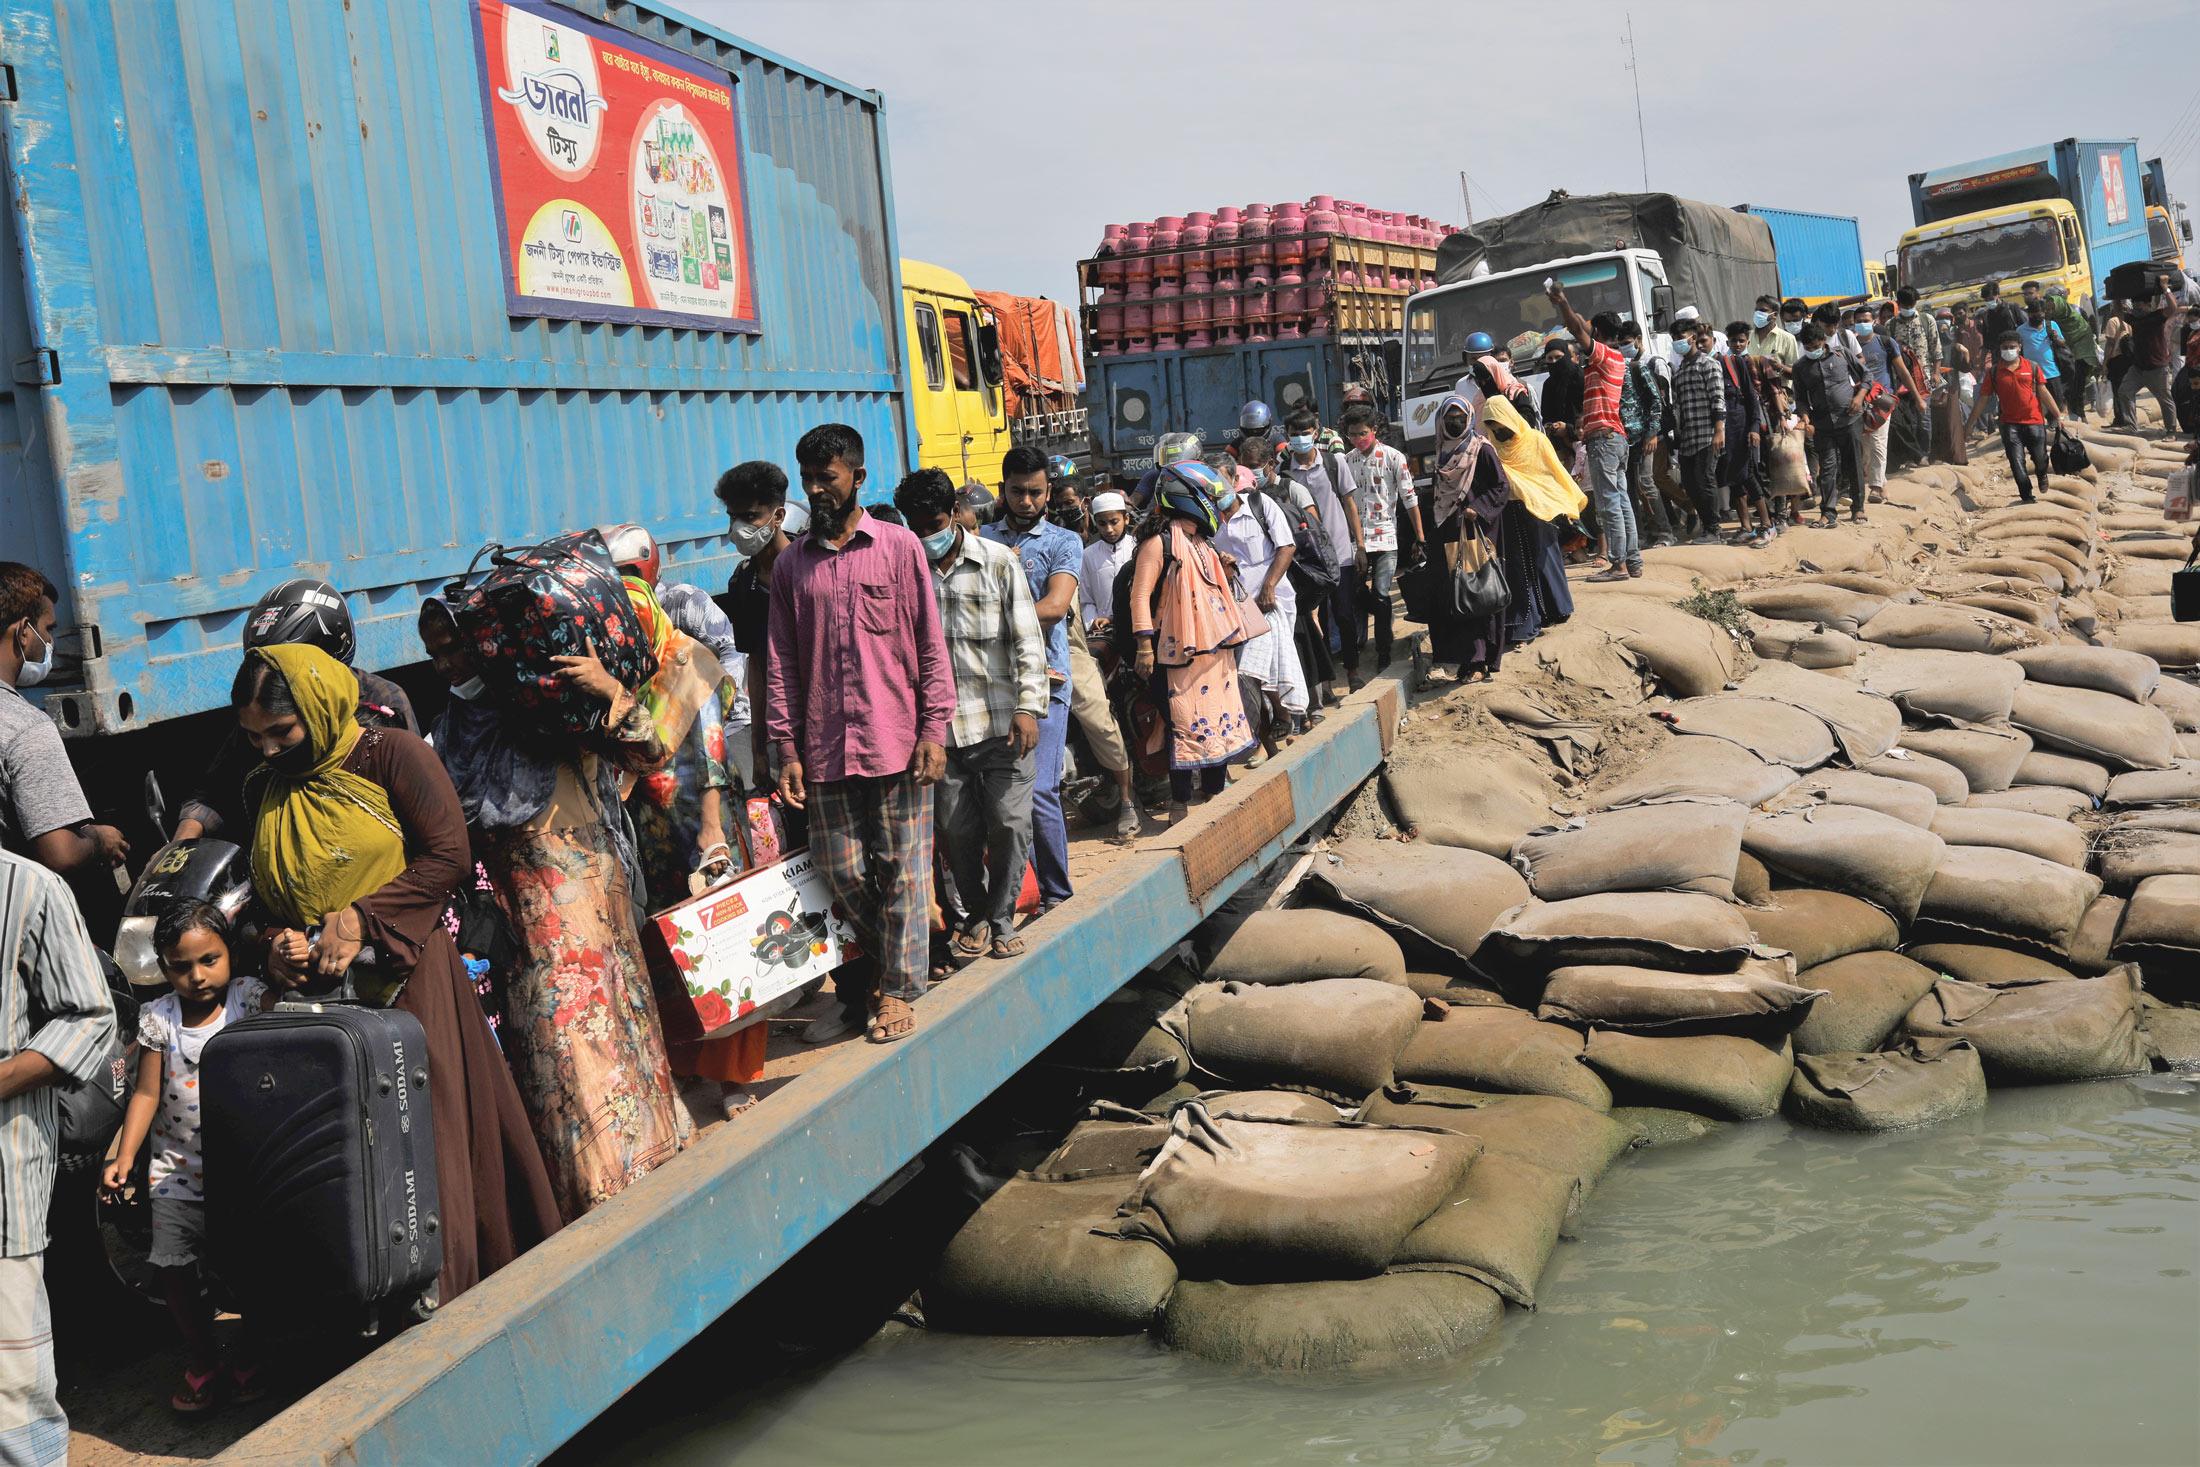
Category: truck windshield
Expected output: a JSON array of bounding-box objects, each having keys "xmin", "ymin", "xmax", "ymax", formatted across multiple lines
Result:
[
  {"xmin": 2151, "ymin": 213, "xmax": 2179, "ymax": 261},
  {"xmin": 1900, "ymin": 217, "xmax": 2063, "ymax": 293},
  {"xmin": 1406, "ymin": 261, "xmax": 1631, "ymax": 382}
]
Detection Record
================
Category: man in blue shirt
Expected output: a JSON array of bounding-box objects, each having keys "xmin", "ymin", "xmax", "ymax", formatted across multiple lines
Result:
[
  {"xmin": 2016, "ymin": 304, "xmax": 2067, "ymax": 411},
  {"xmin": 983, "ymin": 445, "xmax": 1082, "ymax": 914}
]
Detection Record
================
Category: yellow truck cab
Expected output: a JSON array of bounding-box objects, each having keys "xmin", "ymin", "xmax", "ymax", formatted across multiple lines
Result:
[
  {"xmin": 2147, "ymin": 204, "xmax": 2186, "ymax": 272},
  {"xmin": 1896, "ymin": 199, "xmax": 2091, "ymax": 312},
  {"xmin": 901, "ymin": 259, "xmax": 1011, "ymax": 487},
  {"xmin": 1864, "ymin": 259, "xmax": 1890, "ymax": 299}
]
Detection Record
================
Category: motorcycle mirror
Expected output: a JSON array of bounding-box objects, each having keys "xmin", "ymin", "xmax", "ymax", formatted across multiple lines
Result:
[{"xmin": 143, "ymin": 771, "xmax": 168, "ymax": 839}]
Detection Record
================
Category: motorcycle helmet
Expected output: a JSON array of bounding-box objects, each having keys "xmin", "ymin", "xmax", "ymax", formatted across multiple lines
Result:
[
  {"xmin": 596, "ymin": 523, "xmax": 661, "ymax": 587},
  {"xmin": 1154, "ymin": 431, "xmax": 1204, "ymax": 467},
  {"xmin": 1237, "ymin": 400, "xmax": 1275, "ymax": 435},
  {"xmin": 1045, "ymin": 454, "xmax": 1079, "ymax": 486},
  {"xmin": 242, "ymin": 578, "xmax": 355, "ymax": 665},
  {"xmin": 112, "ymin": 839, "xmax": 257, "ymax": 992},
  {"xmin": 1464, "ymin": 330, "xmax": 1497, "ymax": 356}
]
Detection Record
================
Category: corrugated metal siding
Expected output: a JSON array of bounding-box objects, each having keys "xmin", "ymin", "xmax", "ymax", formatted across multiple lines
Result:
[
  {"xmin": 0, "ymin": 0, "xmax": 907, "ymax": 732},
  {"xmin": 1738, "ymin": 206, "xmax": 1866, "ymax": 302}
]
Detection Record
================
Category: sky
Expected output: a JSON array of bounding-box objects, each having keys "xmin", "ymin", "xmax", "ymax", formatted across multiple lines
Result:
[{"xmin": 689, "ymin": 0, "xmax": 2200, "ymax": 305}]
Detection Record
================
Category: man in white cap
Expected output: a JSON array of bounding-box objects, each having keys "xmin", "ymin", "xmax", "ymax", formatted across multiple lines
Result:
[
  {"xmin": 1665, "ymin": 305, "xmax": 1725, "ymax": 369},
  {"xmin": 1068, "ymin": 488, "xmax": 1141, "ymax": 842}
]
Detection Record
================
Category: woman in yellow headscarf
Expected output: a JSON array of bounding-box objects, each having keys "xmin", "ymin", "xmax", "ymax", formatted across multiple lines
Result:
[
  {"xmin": 219, "ymin": 644, "xmax": 562, "ymax": 1302},
  {"xmin": 1480, "ymin": 394, "xmax": 1584, "ymax": 649}
]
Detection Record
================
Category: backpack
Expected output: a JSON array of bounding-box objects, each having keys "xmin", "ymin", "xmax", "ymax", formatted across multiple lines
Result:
[{"xmin": 1259, "ymin": 474, "xmax": 1340, "ymax": 599}]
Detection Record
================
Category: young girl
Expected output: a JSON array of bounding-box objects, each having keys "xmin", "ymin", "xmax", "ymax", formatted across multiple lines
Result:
[{"xmin": 99, "ymin": 900, "xmax": 271, "ymax": 1413}]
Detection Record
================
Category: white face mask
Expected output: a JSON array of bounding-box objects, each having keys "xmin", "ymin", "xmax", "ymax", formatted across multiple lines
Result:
[
  {"xmin": 450, "ymin": 675, "xmax": 487, "ymax": 702},
  {"xmin": 14, "ymin": 625, "xmax": 53, "ymax": 688},
  {"xmin": 1999, "ymin": 347, "xmax": 2021, "ymax": 362},
  {"xmin": 728, "ymin": 516, "xmax": 780, "ymax": 558}
]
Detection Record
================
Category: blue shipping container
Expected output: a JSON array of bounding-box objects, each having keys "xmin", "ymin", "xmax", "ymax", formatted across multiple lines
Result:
[
  {"xmin": 0, "ymin": 0, "xmax": 911, "ymax": 735},
  {"xmin": 1734, "ymin": 205, "xmax": 1866, "ymax": 304}
]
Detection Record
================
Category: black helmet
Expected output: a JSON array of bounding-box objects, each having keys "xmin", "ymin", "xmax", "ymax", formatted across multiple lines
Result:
[{"xmin": 243, "ymin": 578, "xmax": 355, "ymax": 665}]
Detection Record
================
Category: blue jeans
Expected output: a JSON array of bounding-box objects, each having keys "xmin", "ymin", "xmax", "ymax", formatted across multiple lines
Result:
[
  {"xmin": 1586, "ymin": 433, "xmax": 1638, "ymax": 568},
  {"xmin": 1031, "ymin": 693, "xmax": 1072, "ymax": 906}
]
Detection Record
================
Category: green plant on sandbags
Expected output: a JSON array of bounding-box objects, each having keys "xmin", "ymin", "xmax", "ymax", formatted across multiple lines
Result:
[
  {"xmin": 1356, "ymin": 1083, "xmax": 1640, "ymax": 1202},
  {"xmin": 1387, "ymin": 1151, "xmax": 1580, "ymax": 1306},
  {"xmin": 1392, "ymin": 1004, "xmax": 1614, "ymax": 1112},
  {"xmin": 1533, "ymin": 955, "xmax": 1823, "ymax": 1036},
  {"xmin": 1900, "ymin": 968, "xmax": 2150, "ymax": 1084},
  {"xmin": 1902, "ymin": 943, "xmax": 2075, "ymax": 987},
  {"xmin": 1790, "ymin": 950, "xmax": 1943, "ymax": 1054},
  {"xmin": 1171, "ymin": 978, "xmax": 1426, "ymax": 1100},
  {"xmin": 1298, "ymin": 838, "xmax": 1529, "ymax": 974},
  {"xmin": 1157, "ymin": 1272, "xmax": 1505, "ymax": 1373},
  {"xmin": 1201, "ymin": 908, "xmax": 1408, "ymax": 986},
  {"xmin": 923, "ymin": 1175, "xmax": 1179, "ymax": 1336},
  {"xmin": 1110, "ymin": 1105, "xmax": 1478, "ymax": 1281},
  {"xmin": 1783, "ymin": 1037, "xmax": 1988, "ymax": 1132},
  {"xmin": 1747, "ymin": 890, "xmax": 1901, "ymax": 970},
  {"xmin": 1579, "ymin": 1030, "xmax": 1796, "ymax": 1121}
]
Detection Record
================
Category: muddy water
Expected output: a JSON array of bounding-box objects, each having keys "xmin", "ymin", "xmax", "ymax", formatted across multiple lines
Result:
[{"xmin": 595, "ymin": 1077, "xmax": 2199, "ymax": 1466}]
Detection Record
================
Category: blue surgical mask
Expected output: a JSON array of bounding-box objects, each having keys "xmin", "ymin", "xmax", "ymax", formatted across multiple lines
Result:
[
  {"xmin": 1218, "ymin": 490, "xmax": 1240, "ymax": 513},
  {"xmin": 1752, "ymin": 310, "xmax": 1771, "ymax": 329},
  {"xmin": 450, "ymin": 675, "xmax": 487, "ymax": 702},
  {"xmin": 1287, "ymin": 434, "xmax": 1315, "ymax": 455},
  {"xmin": 1621, "ymin": 345, "xmax": 1639, "ymax": 360},
  {"xmin": 1855, "ymin": 322, "xmax": 1874, "ymax": 338},
  {"xmin": 921, "ymin": 525, "xmax": 959, "ymax": 562},
  {"xmin": 1805, "ymin": 347, "xmax": 1827, "ymax": 361}
]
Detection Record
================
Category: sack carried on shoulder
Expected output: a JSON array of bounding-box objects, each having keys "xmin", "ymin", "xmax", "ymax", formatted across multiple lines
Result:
[
  {"xmin": 449, "ymin": 530, "xmax": 659, "ymax": 736},
  {"xmin": 2048, "ymin": 427, "xmax": 2091, "ymax": 476},
  {"xmin": 1448, "ymin": 524, "xmax": 1511, "ymax": 621}
]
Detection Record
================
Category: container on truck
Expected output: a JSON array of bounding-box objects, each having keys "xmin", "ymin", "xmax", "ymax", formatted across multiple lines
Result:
[
  {"xmin": 1898, "ymin": 138, "xmax": 2149, "ymax": 308},
  {"xmin": 903, "ymin": 260, "xmax": 1012, "ymax": 486},
  {"xmin": 1734, "ymin": 205, "xmax": 1866, "ymax": 305},
  {"xmin": 1079, "ymin": 198, "xmax": 1461, "ymax": 476},
  {"xmin": 1401, "ymin": 192, "xmax": 1779, "ymax": 454},
  {"xmin": 0, "ymin": 0, "xmax": 911, "ymax": 753}
]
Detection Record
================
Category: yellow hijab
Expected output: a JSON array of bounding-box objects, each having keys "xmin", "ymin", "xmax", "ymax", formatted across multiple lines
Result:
[
  {"xmin": 244, "ymin": 644, "xmax": 406, "ymax": 929},
  {"xmin": 1481, "ymin": 395, "xmax": 1589, "ymax": 523}
]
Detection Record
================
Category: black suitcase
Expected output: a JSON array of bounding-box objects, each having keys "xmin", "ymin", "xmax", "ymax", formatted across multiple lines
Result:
[{"xmin": 201, "ymin": 999, "xmax": 441, "ymax": 1332}]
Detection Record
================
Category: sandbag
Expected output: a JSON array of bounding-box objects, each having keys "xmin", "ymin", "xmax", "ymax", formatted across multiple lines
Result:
[
  {"xmin": 1112, "ymin": 1107, "xmax": 1477, "ymax": 1279},
  {"xmin": 1900, "ymin": 969, "xmax": 2149, "ymax": 1084},
  {"xmin": 1204, "ymin": 909, "xmax": 1408, "ymax": 987},
  {"xmin": 1037, "ymin": 979, "xmax": 1196, "ymax": 1099},
  {"xmin": 1898, "ymin": 725, "xmax": 2033, "ymax": 793},
  {"xmin": 2095, "ymin": 829, "xmax": 2200, "ymax": 892},
  {"xmin": 1791, "ymin": 571, "xmax": 1911, "ymax": 597},
  {"xmin": 1751, "ymin": 622, "xmax": 1860, "ymax": 670},
  {"xmin": 1032, "ymin": 1109, "xmax": 1175, "ymax": 1180},
  {"xmin": 2104, "ymin": 623, "xmax": 2200, "ymax": 670},
  {"xmin": 1393, "ymin": 1004, "xmax": 1613, "ymax": 1111},
  {"xmin": 1664, "ymin": 696, "xmax": 1838, "ymax": 770},
  {"xmin": 1964, "ymin": 786, "xmax": 2097, "ymax": 819},
  {"xmin": 1790, "ymin": 950, "xmax": 1942, "ymax": 1055},
  {"xmin": 2102, "ymin": 762, "xmax": 2200, "ymax": 808},
  {"xmin": 1158, "ymin": 1272, "xmax": 1504, "ymax": 1373},
  {"xmin": 2008, "ymin": 646, "xmax": 2162, "ymax": 703},
  {"xmin": 1611, "ymin": 1106, "xmax": 1729, "ymax": 1148},
  {"xmin": 1535, "ymin": 955, "xmax": 1821, "ymax": 1035},
  {"xmin": 2008, "ymin": 682, "xmax": 2178, "ymax": 772},
  {"xmin": 1948, "ymin": 592, "xmax": 2056, "ymax": 630},
  {"xmin": 1783, "ymin": 1037, "xmax": 1987, "ymax": 1132},
  {"xmin": 1856, "ymin": 647, "xmax": 2025, "ymax": 725},
  {"xmin": 1739, "ymin": 662, "xmax": 1904, "ymax": 762},
  {"xmin": 2013, "ymin": 750, "xmax": 2111, "ymax": 800},
  {"xmin": 1747, "ymin": 890, "xmax": 1900, "ymax": 969},
  {"xmin": 1387, "ymin": 1153, "xmax": 1578, "ymax": 1305},
  {"xmin": 1356, "ymin": 1084, "xmax": 1637, "ymax": 1199},
  {"xmin": 1787, "ymin": 769, "xmax": 1940, "ymax": 829},
  {"xmin": 2140, "ymin": 995, "xmax": 2200, "ymax": 1071},
  {"xmin": 1175, "ymin": 979, "xmax": 1424, "ymax": 1099},
  {"xmin": 1385, "ymin": 746, "xmax": 1558, "ymax": 857},
  {"xmin": 1743, "ymin": 805, "xmax": 1946, "ymax": 921},
  {"xmin": 1511, "ymin": 802, "xmax": 1746, "ymax": 901},
  {"xmin": 1859, "ymin": 602, "xmax": 2038, "ymax": 653},
  {"xmin": 1484, "ymin": 893, "xmax": 1760, "ymax": 977},
  {"xmin": 2069, "ymin": 895, "xmax": 2127, "ymax": 976},
  {"xmin": 1301, "ymin": 839, "xmax": 1529, "ymax": 973},
  {"xmin": 1594, "ymin": 736, "xmax": 1799, "ymax": 810},
  {"xmin": 2146, "ymin": 677, "xmax": 2200, "ymax": 733},
  {"xmin": 1858, "ymin": 749, "xmax": 1970, "ymax": 805},
  {"xmin": 1580, "ymin": 1030, "xmax": 1795, "ymax": 1121},
  {"xmin": 1735, "ymin": 585, "xmax": 1887, "ymax": 636},
  {"xmin": 925, "ymin": 1176, "xmax": 1178, "ymax": 1335},
  {"xmin": 1733, "ymin": 851, "xmax": 1772, "ymax": 905},
  {"xmin": 1203, "ymin": 1090, "xmax": 1345, "ymax": 1122},
  {"xmin": 2110, "ymin": 807, "xmax": 2200, "ymax": 835},
  {"xmin": 1927, "ymin": 806, "xmax": 2091, "ymax": 869},
  {"xmin": 1595, "ymin": 599, "xmax": 1744, "ymax": 698},
  {"xmin": 1914, "ymin": 845, "xmax": 2104, "ymax": 956},
  {"xmin": 1903, "ymin": 943, "xmax": 2075, "ymax": 987},
  {"xmin": 1948, "ymin": 556, "xmax": 2064, "ymax": 591}
]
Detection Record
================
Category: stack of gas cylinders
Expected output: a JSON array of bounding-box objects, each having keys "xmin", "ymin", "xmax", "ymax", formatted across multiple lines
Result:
[{"xmin": 1085, "ymin": 198, "xmax": 1461, "ymax": 357}]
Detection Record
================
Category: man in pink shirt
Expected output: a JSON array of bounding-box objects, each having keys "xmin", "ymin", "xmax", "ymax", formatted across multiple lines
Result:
[{"xmin": 768, "ymin": 423, "xmax": 955, "ymax": 1043}]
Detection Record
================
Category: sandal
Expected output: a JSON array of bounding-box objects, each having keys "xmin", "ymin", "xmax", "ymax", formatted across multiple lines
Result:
[
  {"xmin": 172, "ymin": 1365, "xmax": 220, "ymax": 1415},
  {"xmin": 947, "ymin": 927, "xmax": 989, "ymax": 966},
  {"xmin": 225, "ymin": 1361, "xmax": 266, "ymax": 1406},
  {"xmin": 989, "ymin": 933, "xmax": 1028, "ymax": 960},
  {"xmin": 1585, "ymin": 568, "xmax": 1630, "ymax": 583},
  {"xmin": 867, "ymin": 994, "xmax": 916, "ymax": 1044},
  {"xmin": 719, "ymin": 1084, "xmax": 758, "ymax": 1120}
]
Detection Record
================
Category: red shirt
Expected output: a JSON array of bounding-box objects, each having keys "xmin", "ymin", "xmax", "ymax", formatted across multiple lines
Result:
[
  {"xmin": 1981, "ymin": 360, "xmax": 2047, "ymax": 427},
  {"xmin": 1580, "ymin": 339, "xmax": 1625, "ymax": 439}
]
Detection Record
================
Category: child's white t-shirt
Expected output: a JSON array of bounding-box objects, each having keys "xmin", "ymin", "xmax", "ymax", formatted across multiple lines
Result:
[{"xmin": 136, "ymin": 978, "xmax": 268, "ymax": 1200}]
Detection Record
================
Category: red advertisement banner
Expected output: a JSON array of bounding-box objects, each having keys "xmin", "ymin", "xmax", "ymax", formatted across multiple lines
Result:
[{"xmin": 471, "ymin": 0, "xmax": 760, "ymax": 333}]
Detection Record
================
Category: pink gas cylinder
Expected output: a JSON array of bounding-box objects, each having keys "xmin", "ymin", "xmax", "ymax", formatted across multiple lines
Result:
[
  {"xmin": 1241, "ymin": 204, "xmax": 1273, "ymax": 273},
  {"xmin": 1272, "ymin": 202, "xmax": 1307, "ymax": 269},
  {"xmin": 1152, "ymin": 216, "xmax": 1184, "ymax": 283},
  {"xmin": 1212, "ymin": 285, "xmax": 1241, "ymax": 343},
  {"xmin": 1123, "ymin": 222, "xmax": 1153, "ymax": 285},
  {"xmin": 1211, "ymin": 206, "xmax": 1241, "ymax": 271},
  {"xmin": 1242, "ymin": 279, "xmax": 1272, "ymax": 342},
  {"xmin": 1096, "ymin": 224, "xmax": 1128, "ymax": 287},
  {"xmin": 1181, "ymin": 211, "xmax": 1213, "ymax": 276},
  {"xmin": 1150, "ymin": 276, "xmax": 1180, "ymax": 349}
]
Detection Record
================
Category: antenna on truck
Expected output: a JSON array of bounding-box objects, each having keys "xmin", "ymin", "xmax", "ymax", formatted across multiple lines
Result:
[
  {"xmin": 1459, "ymin": 171, "xmax": 1474, "ymax": 228},
  {"xmin": 1622, "ymin": 13, "xmax": 1648, "ymax": 191}
]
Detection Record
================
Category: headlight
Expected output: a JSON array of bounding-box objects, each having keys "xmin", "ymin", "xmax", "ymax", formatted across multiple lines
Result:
[{"xmin": 111, "ymin": 915, "xmax": 166, "ymax": 991}]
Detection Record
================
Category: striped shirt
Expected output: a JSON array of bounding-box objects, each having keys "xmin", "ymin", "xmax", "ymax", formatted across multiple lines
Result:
[
  {"xmin": 0, "ymin": 851, "xmax": 116, "ymax": 1256},
  {"xmin": 928, "ymin": 530, "xmax": 1048, "ymax": 748},
  {"xmin": 1580, "ymin": 339, "xmax": 1626, "ymax": 439}
]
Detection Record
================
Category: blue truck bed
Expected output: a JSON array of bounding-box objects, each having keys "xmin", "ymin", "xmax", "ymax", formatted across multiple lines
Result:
[
  {"xmin": 1085, "ymin": 338, "xmax": 1352, "ymax": 477},
  {"xmin": 1734, "ymin": 205, "xmax": 1866, "ymax": 303},
  {"xmin": 0, "ymin": 0, "xmax": 912, "ymax": 736}
]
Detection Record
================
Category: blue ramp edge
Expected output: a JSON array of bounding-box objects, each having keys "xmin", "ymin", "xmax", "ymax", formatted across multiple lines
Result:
[{"xmin": 218, "ymin": 674, "xmax": 1401, "ymax": 1466}]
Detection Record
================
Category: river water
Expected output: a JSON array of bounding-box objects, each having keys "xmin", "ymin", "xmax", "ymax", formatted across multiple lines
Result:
[{"xmin": 590, "ymin": 1076, "xmax": 2199, "ymax": 1467}]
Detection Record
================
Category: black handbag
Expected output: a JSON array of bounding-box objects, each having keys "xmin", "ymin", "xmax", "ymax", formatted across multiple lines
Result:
[
  {"xmin": 1448, "ymin": 525, "xmax": 1512, "ymax": 621},
  {"xmin": 2048, "ymin": 427, "xmax": 2090, "ymax": 476},
  {"xmin": 2175, "ymin": 532, "xmax": 2200, "ymax": 623}
]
